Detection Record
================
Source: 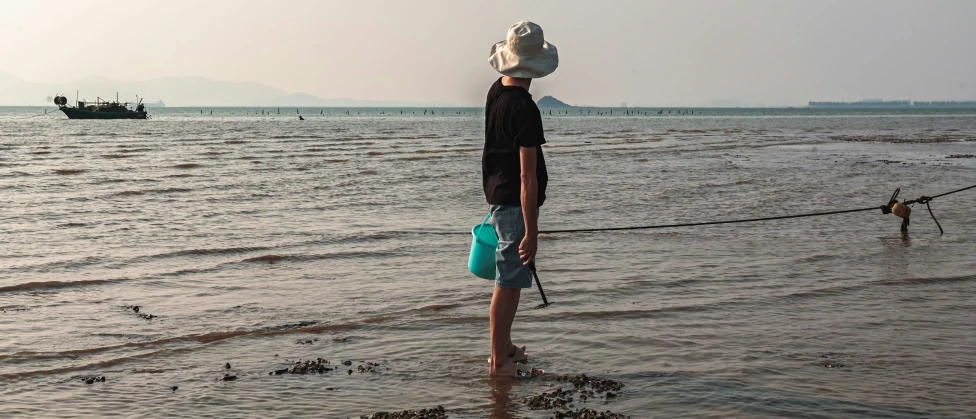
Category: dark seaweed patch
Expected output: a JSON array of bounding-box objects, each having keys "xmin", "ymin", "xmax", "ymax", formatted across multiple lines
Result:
[
  {"xmin": 523, "ymin": 374, "xmax": 629, "ymax": 418},
  {"xmin": 54, "ymin": 169, "xmax": 85, "ymax": 175},
  {"xmin": 359, "ymin": 406, "xmax": 446, "ymax": 419}
]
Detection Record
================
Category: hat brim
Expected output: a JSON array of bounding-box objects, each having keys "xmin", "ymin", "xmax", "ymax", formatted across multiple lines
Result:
[{"xmin": 489, "ymin": 40, "xmax": 559, "ymax": 79}]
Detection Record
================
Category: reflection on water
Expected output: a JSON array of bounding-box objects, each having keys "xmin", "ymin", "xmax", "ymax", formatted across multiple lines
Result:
[{"xmin": 486, "ymin": 379, "xmax": 517, "ymax": 419}]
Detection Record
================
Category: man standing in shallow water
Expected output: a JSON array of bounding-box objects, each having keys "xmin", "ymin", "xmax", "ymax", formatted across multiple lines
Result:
[{"xmin": 483, "ymin": 21, "xmax": 557, "ymax": 378}]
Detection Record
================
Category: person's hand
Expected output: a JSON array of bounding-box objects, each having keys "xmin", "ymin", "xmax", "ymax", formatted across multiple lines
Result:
[{"xmin": 519, "ymin": 233, "xmax": 538, "ymax": 266}]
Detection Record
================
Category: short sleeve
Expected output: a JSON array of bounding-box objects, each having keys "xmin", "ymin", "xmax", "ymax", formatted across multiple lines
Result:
[{"xmin": 511, "ymin": 104, "xmax": 546, "ymax": 148}]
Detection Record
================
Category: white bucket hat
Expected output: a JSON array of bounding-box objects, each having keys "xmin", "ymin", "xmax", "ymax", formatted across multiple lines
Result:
[{"xmin": 489, "ymin": 21, "xmax": 559, "ymax": 79}]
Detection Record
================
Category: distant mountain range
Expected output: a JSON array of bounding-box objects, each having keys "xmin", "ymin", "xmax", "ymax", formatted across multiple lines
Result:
[{"xmin": 0, "ymin": 72, "xmax": 456, "ymax": 107}]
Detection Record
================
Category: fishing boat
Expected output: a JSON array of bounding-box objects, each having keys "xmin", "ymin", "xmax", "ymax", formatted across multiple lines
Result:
[{"xmin": 53, "ymin": 93, "xmax": 147, "ymax": 119}]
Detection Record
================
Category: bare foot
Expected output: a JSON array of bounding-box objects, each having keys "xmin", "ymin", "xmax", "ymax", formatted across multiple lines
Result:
[
  {"xmin": 488, "ymin": 345, "xmax": 527, "ymax": 364},
  {"xmin": 489, "ymin": 359, "xmax": 543, "ymax": 378},
  {"xmin": 508, "ymin": 344, "xmax": 524, "ymax": 358}
]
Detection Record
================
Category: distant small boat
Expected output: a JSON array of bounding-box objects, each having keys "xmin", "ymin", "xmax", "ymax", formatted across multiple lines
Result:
[{"xmin": 53, "ymin": 93, "xmax": 147, "ymax": 120}]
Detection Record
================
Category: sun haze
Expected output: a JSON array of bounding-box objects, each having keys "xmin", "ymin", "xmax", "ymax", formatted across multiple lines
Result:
[{"xmin": 1, "ymin": 0, "xmax": 974, "ymax": 106}]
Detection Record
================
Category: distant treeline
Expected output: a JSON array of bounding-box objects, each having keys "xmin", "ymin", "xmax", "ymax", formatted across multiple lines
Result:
[{"xmin": 809, "ymin": 100, "xmax": 976, "ymax": 107}]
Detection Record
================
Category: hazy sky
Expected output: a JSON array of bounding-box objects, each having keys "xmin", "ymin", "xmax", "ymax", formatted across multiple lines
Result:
[{"xmin": 2, "ymin": 0, "xmax": 974, "ymax": 106}]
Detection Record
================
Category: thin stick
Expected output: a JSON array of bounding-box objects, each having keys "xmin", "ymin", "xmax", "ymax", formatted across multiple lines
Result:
[{"xmin": 529, "ymin": 265, "xmax": 550, "ymax": 308}]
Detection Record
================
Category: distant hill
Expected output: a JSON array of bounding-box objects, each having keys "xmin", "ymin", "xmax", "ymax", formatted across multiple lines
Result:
[
  {"xmin": 0, "ymin": 72, "xmax": 456, "ymax": 107},
  {"xmin": 537, "ymin": 96, "xmax": 573, "ymax": 108}
]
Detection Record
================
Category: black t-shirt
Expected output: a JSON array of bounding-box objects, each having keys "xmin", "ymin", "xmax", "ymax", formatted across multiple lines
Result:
[{"xmin": 482, "ymin": 78, "xmax": 548, "ymax": 206}]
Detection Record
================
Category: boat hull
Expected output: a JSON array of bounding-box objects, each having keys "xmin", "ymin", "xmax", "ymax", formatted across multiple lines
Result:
[{"xmin": 60, "ymin": 108, "xmax": 147, "ymax": 120}]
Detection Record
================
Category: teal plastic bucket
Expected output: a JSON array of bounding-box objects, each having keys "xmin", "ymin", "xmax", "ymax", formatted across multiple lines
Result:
[{"xmin": 468, "ymin": 214, "xmax": 497, "ymax": 280}]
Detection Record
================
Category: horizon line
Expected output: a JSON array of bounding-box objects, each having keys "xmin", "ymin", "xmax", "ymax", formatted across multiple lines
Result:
[{"xmin": 6, "ymin": 104, "xmax": 976, "ymax": 109}]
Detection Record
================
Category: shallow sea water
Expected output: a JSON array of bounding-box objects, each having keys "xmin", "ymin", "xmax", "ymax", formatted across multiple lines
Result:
[{"xmin": 1, "ymin": 106, "xmax": 975, "ymax": 418}]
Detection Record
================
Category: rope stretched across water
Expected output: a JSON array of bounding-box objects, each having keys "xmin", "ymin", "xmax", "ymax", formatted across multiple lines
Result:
[
  {"xmin": 926, "ymin": 183, "xmax": 976, "ymax": 200},
  {"xmin": 536, "ymin": 183, "xmax": 976, "ymax": 235},
  {"xmin": 540, "ymin": 205, "xmax": 880, "ymax": 234},
  {"xmin": 889, "ymin": 183, "xmax": 976, "ymax": 235}
]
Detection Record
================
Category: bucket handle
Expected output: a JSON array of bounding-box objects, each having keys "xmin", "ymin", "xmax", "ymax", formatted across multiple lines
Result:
[{"xmin": 473, "ymin": 213, "xmax": 492, "ymax": 244}]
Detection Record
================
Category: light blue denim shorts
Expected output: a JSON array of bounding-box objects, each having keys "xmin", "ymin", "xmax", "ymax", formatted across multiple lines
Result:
[{"xmin": 488, "ymin": 205, "xmax": 538, "ymax": 289}]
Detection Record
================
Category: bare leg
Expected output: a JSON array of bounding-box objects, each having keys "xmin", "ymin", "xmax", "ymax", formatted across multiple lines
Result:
[
  {"xmin": 489, "ymin": 286, "xmax": 520, "ymax": 375},
  {"xmin": 507, "ymin": 290, "xmax": 520, "ymax": 356}
]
